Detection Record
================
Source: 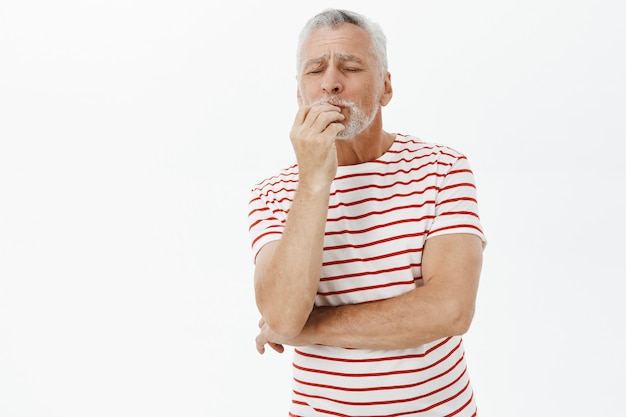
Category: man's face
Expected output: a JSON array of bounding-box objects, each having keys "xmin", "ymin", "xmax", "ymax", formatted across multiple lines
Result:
[{"xmin": 297, "ymin": 24, "xmax": 387, "ymax": 139}]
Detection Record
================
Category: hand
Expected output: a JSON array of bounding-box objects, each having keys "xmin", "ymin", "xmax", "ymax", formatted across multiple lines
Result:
[
  {"xmin": 290, "ymin": 103, "xmax": 345, "ymax": 188},
  {"xmin": 256, "ymin": 309, "xmax": 326, "ymax": 354},
  {"xmin": 256, "ymin": 317, "xmax": 285, "ymax": 354}
]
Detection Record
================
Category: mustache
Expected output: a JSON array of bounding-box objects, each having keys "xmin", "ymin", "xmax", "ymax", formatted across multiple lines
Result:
[{"xmin": 317, "ymin": 96, "xmax": 356, "ymax": 108}]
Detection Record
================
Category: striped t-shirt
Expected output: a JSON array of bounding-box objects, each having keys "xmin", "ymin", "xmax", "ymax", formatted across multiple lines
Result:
[{"xmin": 248, "ymin": 134, "xmax": 486, "ymax": 416}]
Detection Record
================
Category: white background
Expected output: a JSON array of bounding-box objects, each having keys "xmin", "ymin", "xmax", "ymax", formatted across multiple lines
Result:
[{"xmin": 1, "ymin": 0, "xmax": 625, "ymax": 416}]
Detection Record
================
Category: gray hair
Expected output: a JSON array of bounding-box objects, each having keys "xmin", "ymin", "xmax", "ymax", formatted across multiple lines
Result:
[{"xmin": 296, "ymin": 9, "xmax": 388, "ymax": 78}]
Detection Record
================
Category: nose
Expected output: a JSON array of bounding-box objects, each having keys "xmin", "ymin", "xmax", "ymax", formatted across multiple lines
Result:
[{"xmin": 321, "ymin": 68, "xmax": 343, "ymax": 95}]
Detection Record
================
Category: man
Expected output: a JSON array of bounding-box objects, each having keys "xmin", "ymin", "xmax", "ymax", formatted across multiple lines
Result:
[{"xmin": 248, "ymin": 8, "xmax": 486, "ymax": 417}]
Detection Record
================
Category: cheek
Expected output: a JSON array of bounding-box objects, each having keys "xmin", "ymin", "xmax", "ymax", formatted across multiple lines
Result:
[
  {"xmin": 359, "ymin": 84, "xmax": 379, "ymax": 103},
  {"xmin": 298, "ymin": 93, "xmax": 317, "ymax": 106},
  {"xmin": 297, "ymin": 81, "xmax": 320, "ymax": 106}
]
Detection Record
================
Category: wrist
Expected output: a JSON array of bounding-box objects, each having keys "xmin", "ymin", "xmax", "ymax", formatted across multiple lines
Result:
[
  {"xmin": 300, "ymin": 307, "xmax": 330, "ymax": 346},
  {"xmin": 296, "ymin": 176, "xmax": 333, "ymax": 196}
]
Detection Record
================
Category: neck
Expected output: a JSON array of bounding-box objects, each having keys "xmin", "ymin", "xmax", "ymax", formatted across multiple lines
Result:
[{"xmin": 336, "ymin": 126, "xmax": 395, "ymax": 166}]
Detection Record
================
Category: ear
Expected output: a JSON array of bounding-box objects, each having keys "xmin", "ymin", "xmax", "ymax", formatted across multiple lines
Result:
[{"xmin": 380, "ymin": 72, "xmax": 393, "ymax": 107}]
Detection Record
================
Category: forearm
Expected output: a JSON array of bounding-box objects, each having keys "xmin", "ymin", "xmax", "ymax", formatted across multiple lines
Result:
[
  {"xmin": 289, "ymin": 235, "xmax": 483, "ymax": 350},
  {"xmin": 254, "ymin": 183, "xmax": 330, "ymax": 337},
  {"xmin": 301, "ymin": 285, "xmax": 473, "ymax": 350}
]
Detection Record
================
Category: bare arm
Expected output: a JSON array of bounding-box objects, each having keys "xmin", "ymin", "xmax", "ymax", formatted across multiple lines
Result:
[
  {"xmin": 256, "ymin": 233, "xmax": 483, "ymax": 352},
  {"xmin": 254, "ymin": 188, "xmax": 328, "ymax": 339},
  {"xmin": 254, "ymin": 103, "xmax": 344, "ymax": 338}
]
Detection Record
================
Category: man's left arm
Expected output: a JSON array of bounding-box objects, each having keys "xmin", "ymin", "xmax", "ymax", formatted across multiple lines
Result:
[{"xmin": 256, "ymin": 233, "xmax": 483, "ymax": 353}]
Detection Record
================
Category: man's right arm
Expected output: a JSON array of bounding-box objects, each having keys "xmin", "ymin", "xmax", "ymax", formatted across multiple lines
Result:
[
  {"xmin": 254, "ymin": 103, "xmax": 345, "ymax": 339},
  {"xmin": 254, "ymin": 183, "xmax": 330, "ymax": 338}
]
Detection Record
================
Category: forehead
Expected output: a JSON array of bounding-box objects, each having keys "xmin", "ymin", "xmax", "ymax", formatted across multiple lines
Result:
[{"xmin": 299, "ymin": 24, "xmax": 374, "ymax": 65}]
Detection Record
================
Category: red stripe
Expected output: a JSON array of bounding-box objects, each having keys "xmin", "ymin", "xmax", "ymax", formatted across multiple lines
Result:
[
  {"xmin": 322, "ymin": 248, "xmax": 422, "ymax": 267},
  {"xmin": 444, "ymin": 391, "xmax": 476, "ymax": 417},
  {"xmin": 333, "ymin": 166, "xmax": 441, "ymax": 188},
  {"xmin": 293, "ymin": 339, "xmax": 461, "ymax": 377},
  {"xmin": 428, "ymin": 224, "xmax": 483, "ymax": 236},
  {"xmin": 437, "ymin": 212, "xmax": 480, "ymax": 221},
  {"xmin": 324, "ymin": 232, "xmax": 426, "ymax": 251},
  {"xmin": 325, "ymin": 217, "xmax": 435, "ymax": 237},
  {"xmin": 439, "ymin": 182, "xmax": 476, "ymax": 193},
  {"xmin": 328, "ymin": 187, "xmax": 439, "ymax": 210},
  {"xmin": 447, "ymin": 168, "xmax": 473, "ymax": 176},
  {"xmin": 439, "ymin": 197, "xmax": 478, "ymax": 206},
  {"xmin": 292, "ymin": 367, "xmax": 467, "ymax": 407},
  {"xmin": 247, "ymin": 205, "xmax": 270, "ymax": 219},
  {"xmin": 293, "ymin": 354, "xmax": 466, "ymax": 392},
  {"xmin": 319, "ymin": 263, "xmax": 420, "ymax": 283},
  {"xmin": 251, "ymin": 230, "xmax": 281, "ymax": 248},
  {"xmin": 316, "ymin": 280, "xmax": 415, "ymax": 296},
  {"xmin": 294, "ymin": 337, "xmax": 450, "ymax": 363},
  {"xmin": 327, "ymin": 202, "xmax": 435, "ymax": 223},
  {"xmin": 291, "ymin": 379, "xmax": 472, "ymax": 417}
]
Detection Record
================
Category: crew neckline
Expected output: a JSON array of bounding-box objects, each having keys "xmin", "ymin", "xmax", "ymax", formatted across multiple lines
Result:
[{"xmin": 335, "ymin": 133, "xmax": 399, "ymax": 174}]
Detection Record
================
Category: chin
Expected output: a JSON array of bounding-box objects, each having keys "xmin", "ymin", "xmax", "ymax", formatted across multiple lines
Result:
[{"xmin": 335, "ymin": 131, "xmax": 357, "ymax": 140}]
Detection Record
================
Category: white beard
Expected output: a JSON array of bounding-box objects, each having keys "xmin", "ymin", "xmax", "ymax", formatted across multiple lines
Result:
[{"xmin": 319, "ymin": 95, "xmax": 379, "ymax": 139}]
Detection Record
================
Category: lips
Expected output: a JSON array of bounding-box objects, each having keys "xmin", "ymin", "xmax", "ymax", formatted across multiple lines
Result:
[
  {"xmin": 319, "ymin": 96, "xmax": 347, "ymax": 107},
  {"xmin": 317, "ymin": 97, "xmax": 353, "ymax": 117},
  {"xmin": 319, "ymin": 99, "xmax": 347, "ymax": 111}
]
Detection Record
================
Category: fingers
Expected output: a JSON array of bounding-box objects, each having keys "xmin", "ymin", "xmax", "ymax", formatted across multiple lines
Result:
[
  {"xmin": 290, "ymin": 103, "xmax": 343, "ymax": 185},
  {"xmin": 295, "ymin": 102, "xmax": 340, "ymax": 124},
  {"xmin": 324, "ymin": 119, "xmax": 346, "ymax": 137},
  {"xmin": 256, "ymin": 317, "xmax": 285, "ymax": 355},
  {"xmin": 294, "ymin": 103, "xmax": 345, "ymax": 138},
  {"xmin": 255, "ymin": 329, "xmax": 285, "ymax": 355},
  {"xmin": 256, "ymin": 333, "xmax": 266, "ymax": 354},
  {"xmin": 269, "ymin": 342, "xmax": 285, "ymax": 354}
]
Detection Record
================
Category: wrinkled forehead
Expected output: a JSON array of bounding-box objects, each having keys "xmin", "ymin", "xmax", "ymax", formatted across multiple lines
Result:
[{"xmin": 298, "ymin": 24, "xmax": 374, "ymax": 69}]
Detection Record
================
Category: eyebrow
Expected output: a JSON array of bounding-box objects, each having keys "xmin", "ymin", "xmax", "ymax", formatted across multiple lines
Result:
[
  {"xmin": 335, "ymin": 53, "xmax": 364, "ymax": 64},
  {"xmin": 303, "ymin": 53, "xmax": 365, "ymax": 70}
]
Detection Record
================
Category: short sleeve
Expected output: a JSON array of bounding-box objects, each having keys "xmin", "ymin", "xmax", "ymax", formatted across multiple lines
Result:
[
  {"xmin": 247, "ymin": 188, "xmax": 287, "ymax": 264},
  {"xmin": 427, "ymin": 154, "xmax": 487, "ymax": 245}
]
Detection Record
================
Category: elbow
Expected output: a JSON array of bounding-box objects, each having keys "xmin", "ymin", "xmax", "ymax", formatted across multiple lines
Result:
[
  {"xmin": 447, "ymin": 301, "xmax": 476, "ymax": 336},
  {"xmin": 254, "ymin": 263, "xmax": 315, "ymax": 339},
  {"xmin": 255, "ymin": 284, "xmax": 315, "ymax": 340},
  {"xmin": 256, "ymin": 293, "xmax": 312, "ymax": 339},
  {"xmin": 263, "ymin": 311, "xmax": 308, "ymax": 339}
]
